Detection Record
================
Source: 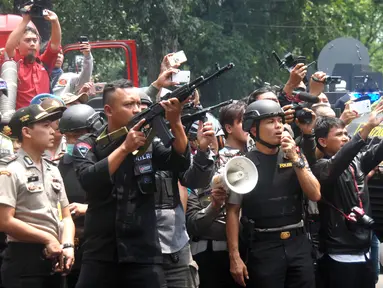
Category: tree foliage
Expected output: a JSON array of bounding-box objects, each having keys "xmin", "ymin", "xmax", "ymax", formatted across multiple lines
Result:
[{"xmin": 4, "ymin": 0, "xmax": 383, "ymax": 105}]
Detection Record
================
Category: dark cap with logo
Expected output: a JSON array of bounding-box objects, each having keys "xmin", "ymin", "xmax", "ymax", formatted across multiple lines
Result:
[{"xmin": 8, "ymin": 104, "xmax": 63, "ymax": 138}]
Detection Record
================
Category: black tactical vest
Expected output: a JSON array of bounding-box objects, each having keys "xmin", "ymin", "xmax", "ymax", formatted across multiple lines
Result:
[
  {"xmin": 241, "ymin": 149, "xmax": 303, "ymax": 228},
  {"xmin": 154, "ymin": 170, "xmax": 180, "ymax": 210},
  {"xmin": 58, "ymin": 154, "xmax": 86, "ymax": 229},
  {"xmin": 134, "ymin": 144, "xmax": 156, "ymax": 194}
]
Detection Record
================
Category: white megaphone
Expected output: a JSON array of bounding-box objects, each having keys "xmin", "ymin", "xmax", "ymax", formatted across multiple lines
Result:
[{"xmin": 211, "ymin": 156, "xmax": 258, "ymax": 194}]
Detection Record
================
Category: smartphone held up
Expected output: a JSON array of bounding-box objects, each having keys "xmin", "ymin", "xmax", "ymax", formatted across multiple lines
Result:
[
  {"xmin": 350, "ymin": 99, "xmax": 371, "ymax": 115},
  {"xmin": 78, "ymin": 36, "xmax": 89, "ymax": 43},
  {"xmin": 171, "ymin": 71, "xmax": 190, "ymax": 83},
  {"xmin": 168, "ymin": 51, "xmax": 187, "ymax": 67}
]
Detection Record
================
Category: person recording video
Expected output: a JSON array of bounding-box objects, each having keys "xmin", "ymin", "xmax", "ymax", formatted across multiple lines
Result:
[
  {"xmin": 312, "ymin": 107, "xmax": 383, "ymax": 288},
  {"xmin": 226, "ymin": 100, "xmax": 320, "ymax": 288},
  {"xmin": 279, "ymin": 63, "xmax": 308, "ymax": 107},
  {"xmin": 4, "ymin": 4, "xmax": 62, "ymax": 109},
  {"xmin": 51, "ymin": 39, "xmax": 94, "ymax": 97}
]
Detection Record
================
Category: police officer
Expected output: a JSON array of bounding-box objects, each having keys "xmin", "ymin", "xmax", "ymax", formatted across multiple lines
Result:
[
  {"xmin": 0, "ymin": 104, "xmax": 75, "ymax": 288},
  {"xmin": 73, "ymin": 78, "xmax": 191, "ymax": 288},
  {"xmin": 226, "ymin": 100, "xmax": 321, "ymax": 288},
  {"xmin": 58, "ymin": 104, "xmax": 104, "ymax": 288},
  {"xmin": 0, "ymin": 132, "xmax": 14, "ymax": 288}
]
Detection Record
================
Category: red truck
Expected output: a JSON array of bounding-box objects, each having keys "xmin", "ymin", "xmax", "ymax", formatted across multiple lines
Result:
[{"xmin": 0, "ymin": 14, "xmax": 139, "ymax": 87}]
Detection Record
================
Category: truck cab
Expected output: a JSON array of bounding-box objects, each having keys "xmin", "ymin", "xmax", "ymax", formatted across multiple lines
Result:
[{"xmin": 0, "ymin": 14, "xmax": 139, "ymax": 92}]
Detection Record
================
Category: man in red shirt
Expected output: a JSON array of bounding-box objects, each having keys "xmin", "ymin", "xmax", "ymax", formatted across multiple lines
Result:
[{"xmin": 4, "ymin": 7, "xmax": 62, "ymax": 109}]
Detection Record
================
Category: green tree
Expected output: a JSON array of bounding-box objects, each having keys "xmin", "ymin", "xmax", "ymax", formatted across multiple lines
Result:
[
  {"xmin": 1, "ymin": 0, "xmax": 13, "ymax": 13},
  {"xmin": 302, "ymin": 0, "xmax": 383, "ymax": 72},
  {"xmin": 9, "ymin": 0, "xmax": 379, "ymax": 103}
]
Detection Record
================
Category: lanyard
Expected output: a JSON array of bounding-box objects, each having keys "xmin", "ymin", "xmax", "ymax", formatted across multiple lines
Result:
[
  {"xmin": 349, "ymin": 164, "xmax": 363, "ymax": 209},
  {"xmin": 320, "ymin": 164, "xmax": 364, "ymax": 221}
]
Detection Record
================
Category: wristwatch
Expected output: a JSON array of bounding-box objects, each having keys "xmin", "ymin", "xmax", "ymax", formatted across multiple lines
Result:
[
  {"xmin": 292, "ymin": 157, "xmax": 305, "ymax": 169},
  {"xmin": 62, "ymin": 243, "xmax": 75, "ymax": 249}
]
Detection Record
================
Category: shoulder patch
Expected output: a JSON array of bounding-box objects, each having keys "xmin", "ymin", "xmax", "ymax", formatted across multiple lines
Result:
[
  {"xmin": 75, "ymin": 142, "xmax": 92, "ymax": 158},
  {"xmin": 0, "ymin": 154, "xmax": 18, "ymax": 165}
]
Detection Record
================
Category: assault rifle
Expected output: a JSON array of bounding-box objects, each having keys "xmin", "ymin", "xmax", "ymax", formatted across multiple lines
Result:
[
  {"xmin": 182, "ymin": 99, "xmax": 233, "ymax": 134},
  {"xmin": 96, "ymin": 63, "xmax": 234, "ymax": 156}
]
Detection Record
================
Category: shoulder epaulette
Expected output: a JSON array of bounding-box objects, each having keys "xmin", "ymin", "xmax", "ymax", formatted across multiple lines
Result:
[
  {"xmin": 0, "ymin": 154, "xmax": 18, "ymax": 164},
  {"xmin": 43, "ymin": 157, "xmax": 58, "ymax": 166}
]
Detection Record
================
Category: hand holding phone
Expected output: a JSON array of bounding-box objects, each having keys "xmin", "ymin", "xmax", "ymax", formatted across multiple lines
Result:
[
  {"xmin": 78, "ymin": 36, "xmax": 89, "ymax": 43},
  {"xmin": 168, "ymin": 51, "xmax": 187, "ymax": 67},
  {"xmin": 350, "ymin": 99, "xmax": 371, "ymax": 115},
  {"xmin": 94, "ymin": 82, "xmax": 107, "ymax": 93},
  {"xmin": 171, "ymin": 71, "xmax": 190, "ymax": 83}
]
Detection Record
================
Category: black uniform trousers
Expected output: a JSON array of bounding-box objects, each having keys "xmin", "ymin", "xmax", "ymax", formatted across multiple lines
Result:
[
  {"xmin": 193, "ymin": 241, "xmax": 239, "ymax": 288},
  {"xmin": 316, "ymin": 254, "xmax": 375, "ymax": 288},
  {"xmin": 75, "ymin": 260, "xmax": 166, "ymax": 288},
  {"xmin": 245, "ymin": 232, "xmax": 315, "ymax": 288},
  {"xmin": 1, "ymin": 243, "xmax": 62, "ymax": 288}
]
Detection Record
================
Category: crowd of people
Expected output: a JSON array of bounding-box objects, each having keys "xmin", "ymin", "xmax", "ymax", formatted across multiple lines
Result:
[{"xmin": 0, "ymin": 5, "xmax": 382, "ymax": 288}]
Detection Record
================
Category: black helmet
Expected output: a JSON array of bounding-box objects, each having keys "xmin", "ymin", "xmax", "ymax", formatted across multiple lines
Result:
[
  {"xmin": 140, "ymin": 91, "xmax": 153, "ymax": 107},
  {"xmin": 243, "ymin": 100, "xmax": 284, "ymax": 132},
  {"xmin": 59, "ymin": 104, "xmax": 104, "ymax": 133},
  {"xmin": 243, "ymin": 100, "xmax": 284, "ymax": 148}
]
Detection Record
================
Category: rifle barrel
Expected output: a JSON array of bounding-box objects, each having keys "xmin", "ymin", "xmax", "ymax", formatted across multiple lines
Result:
[
  {"xmin": 200, "ymin": 63, "xmax": 234, "ymax": 85},
  {"xmin": 181, "ymin": 99, "xmax": 234, "ymax": 124},
  {"xmin": 205, "ymin": 99, "xmax": 233, "ymax": 112}
]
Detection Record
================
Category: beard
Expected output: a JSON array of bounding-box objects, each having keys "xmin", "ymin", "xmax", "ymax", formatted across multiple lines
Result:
[{"xmin": 25, "ymin": 51, "xmax": 37, "ymax": 63}]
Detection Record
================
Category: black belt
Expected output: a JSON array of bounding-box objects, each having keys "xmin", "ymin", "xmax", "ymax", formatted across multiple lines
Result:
[{"xmin": 253, "ymin": 227, "xmax": 305, "ymax": 242}]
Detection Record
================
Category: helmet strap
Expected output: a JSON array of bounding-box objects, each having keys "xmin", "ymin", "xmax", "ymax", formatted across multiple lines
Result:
[{"xmin": 254, "ymin": 121, "xmax": 280, "ymax": 149}]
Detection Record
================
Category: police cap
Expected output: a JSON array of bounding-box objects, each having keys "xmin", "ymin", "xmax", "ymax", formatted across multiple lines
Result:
[{"xmin": 9, "ymin": 105, "xmax": 63, "ymax": 138}]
